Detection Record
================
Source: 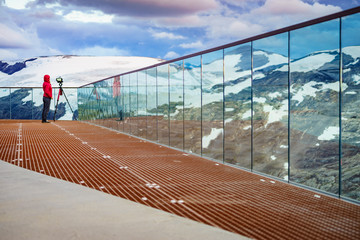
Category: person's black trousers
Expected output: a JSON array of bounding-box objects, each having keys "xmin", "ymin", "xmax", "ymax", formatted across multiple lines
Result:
[{"xmin": 42, "ymin": 97, "xmax": 51, "ymax": 122}]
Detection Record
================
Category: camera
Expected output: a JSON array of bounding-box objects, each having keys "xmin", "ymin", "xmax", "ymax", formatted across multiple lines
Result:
[{"xmin": 56, "ymin": 77, "xmax": 63, "ymax": 84}]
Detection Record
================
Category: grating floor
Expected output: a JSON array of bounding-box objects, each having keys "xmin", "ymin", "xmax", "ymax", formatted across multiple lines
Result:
[{"xmin": 0, "ymin": 120, "xmax": 359, "ymax": 240}]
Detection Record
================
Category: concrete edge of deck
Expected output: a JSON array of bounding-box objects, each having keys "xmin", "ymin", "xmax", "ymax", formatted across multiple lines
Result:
[{"xmin": 0, "ymin": 160, "xmax": 248, "ymax": 240}]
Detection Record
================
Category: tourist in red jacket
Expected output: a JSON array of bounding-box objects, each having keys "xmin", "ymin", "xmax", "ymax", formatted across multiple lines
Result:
[{"xmin": 42, "ymin": 74, "xmax": 53, "ymax": 123}]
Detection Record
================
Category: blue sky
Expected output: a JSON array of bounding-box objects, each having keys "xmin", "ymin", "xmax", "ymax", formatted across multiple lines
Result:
[{"xmin": 0, "ymin": 0, "xmax": 359, "ymax": 61}]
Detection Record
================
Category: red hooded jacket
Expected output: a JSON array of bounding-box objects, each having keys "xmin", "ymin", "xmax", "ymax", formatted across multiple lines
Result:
[{"xmin": 43, "ymin": 75, "xmax": 52, "ymax": 98}]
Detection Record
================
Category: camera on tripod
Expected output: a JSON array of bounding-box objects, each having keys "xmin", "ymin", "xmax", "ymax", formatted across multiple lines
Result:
[
  {"xmin": 53, "ymin": 76, "xmax": 75, "ymax": 121},
  {"xmin": 56, "ymin": 77, "xmax": 63, "ymax": 84}
]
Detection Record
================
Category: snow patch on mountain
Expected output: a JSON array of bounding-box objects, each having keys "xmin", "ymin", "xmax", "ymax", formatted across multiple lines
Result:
[
  {"xmin": 318, "ymin": 126, "xmax": 339, "ymax": 141},
  {"xmin": 342, "ymin": 46, "xmax": 360, "ymax": 59},
  {"xmin": 291, "ymin": 53, "xmax": 336, "ymax": 72},
  {"xmin": 0, "ymin": 55, "xmax": 163, "ymax": 88},
  {"xmin": 253, "ymin": 51, "xmax": 288, "ymax": 71}
]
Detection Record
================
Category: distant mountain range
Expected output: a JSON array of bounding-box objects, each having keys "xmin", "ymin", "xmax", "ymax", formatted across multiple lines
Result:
[{"xmin": 0, "ymin": 55, "xmax": 163, "ymax": 87}]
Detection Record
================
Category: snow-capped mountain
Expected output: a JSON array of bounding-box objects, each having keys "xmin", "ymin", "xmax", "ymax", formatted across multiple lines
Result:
[{"xmin": 0, "ymin": 55, "xmax": 163, "ymax": 87}]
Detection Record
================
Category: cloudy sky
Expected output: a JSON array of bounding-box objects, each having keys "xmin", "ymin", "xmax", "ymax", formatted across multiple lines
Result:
[{"xmin": 0, "ymin": 0, "xmax": 359, "ymax": 61}]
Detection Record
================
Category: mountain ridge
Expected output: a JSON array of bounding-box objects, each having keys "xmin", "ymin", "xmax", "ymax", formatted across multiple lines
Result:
[{"xmin": 0, "ymin": 55, "xmax": 163, "ymax": 88}]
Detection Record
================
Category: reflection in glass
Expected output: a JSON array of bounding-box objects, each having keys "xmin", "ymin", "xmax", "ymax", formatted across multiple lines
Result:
[
  {"xmin": 138, "ymin": 71, "xmax": 147, "ymax": 138},
  {"xmin": 0, "ymin": 88, "xmax": 11, "ymax": 119},
  {"xmin": 130, "ymin": 73, "xmax": 138, "ymax": 136},
  {"xmin": 147, "ymin": 68, "xmax": 157, "ymax": 141},
  {"xmin": 202, "ymin": 50, "xmax": 224, "ymax": 161},
  {"xmin": 53, "ymin": 87, "xmax": 78, "ymax": 121},
  {"xmin": 290, "ymin": 19, "xmax": 340, "ymax": 194},
  {"xmin": 11, "ymin": 88, "xmax": 33, "ymax": 119},
  {"xmin": 123, "ymin": 75, "xmax": 131, "ymax": 133},
  {"xmin": 341, "ymin": 13, "xmax": 360, "ymax": 201},
  {"xmin": 184, "ymin": 56, "xmax": 201, "ymax": 155},
  {"xmin": 33, "ymin": 88, "xmax": 45, "ymax": 120},
  {"xmin": 253, "ymin": 33, "xmax": 289, "ymax": 180},
  {"xmin": 111, "ymin": 76, "xmax": 123, "ymax": 131},
  {"xmin": 157, "ymin": 64, "xmax": 169, "ymax": 145},
  {"xmin": 169, "ymin": 61, "xmax": 184, "ymax": 149},
  {"xmin": 72, "ymin": 12, "xmax": 360, "ymax": 203},
  {"xmin": 224, "ymin": 43, "xmax": 252, "ymax": 168}
]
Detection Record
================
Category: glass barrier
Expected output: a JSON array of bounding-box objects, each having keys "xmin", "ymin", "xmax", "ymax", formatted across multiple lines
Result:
[
  {"xmin": 0, "ymin": 87, "xmax": 78, "ymax": 120},
  {"xmin": 157, "ymin": 64, "xmax": 170, "ymax": 145},
  {"xmin": 77, "ymin": 11, "xmax": 360, "ymax": 202},
  {"xmin": 0, "ymin": 88, "xmax": 11, "ymax": 119},
  {"xmin": 146, "ymin": 68, "xmax": 158, "ymax": 141},
  {"xmin": 184, "ymin": 56, "xmax": 201, "ymax": 155},
  {"xmin": 253, "ymin": 33, "xmax": 289, "ymax": 179},
  {"xmin": 138, "ymin": 71, "xmax": 147, "ymax": 139},
  {"xmin": 290, "ymin": 19, "xmax": 340, "ymax": 195},
  {"xmin": 224, "ymin": 43, "xmax": 252, "ymax": 168},
  {"xmin": 341, "ymin": 13, "xmax": 360, "ymax": 200},
  {"xmin": 169, "ymin": 61, "xmax": 184, "ymax": 150},
  {"xmin": 202, "ymin": 50, "xmax": 224, "ymax": 161}
]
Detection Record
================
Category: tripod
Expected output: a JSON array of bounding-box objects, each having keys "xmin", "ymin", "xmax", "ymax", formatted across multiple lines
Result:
[{"xmin": 54, "ymin": 82, "xmax": 75, "ymax": 121}]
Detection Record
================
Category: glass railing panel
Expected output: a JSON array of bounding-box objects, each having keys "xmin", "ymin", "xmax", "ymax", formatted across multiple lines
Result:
[
  {"xmin": 341, "ymin": 12, "xmax": 360, "ymax": 201},
  {"xmin": 137, "ymin": 70, "xmax": 147, "ymax": 138},
  {"xmin": 78, "ymin": 85, "xmax": 97, "ymax": 121},
  {"xmin": 224, "ymin": 43, "xmax": 252, "ymax": 168},
  {"xmin": 253, "ymin": 33, "xmax": 289, "ymax": 180},
  {"xmin": 157, "ymin": 64, "xmax": 169, "ymax": 145},
  {"xmin": 290, "ymin": 19, "xmax": 340, "ymax": 194},
  {"xmin": 184, "ymin": 56, "xmax": 202, "ymax": 155},
  {"xmin": 10, "ymin": 88, "xmax": 33, "ymax": 119},
  {"xmin": 146, "ymin": 68, "xmax": 158, "ymax": 141},
  {"xmin": 169, "ymin": 61, "xmax": 184, "ymax": 149},
  {"xmin": 130, "ymin": 72, "xmax": 138, "ymax": 136},
  {"xmin": 32, "ymin": 88, "xmax": 44, "ymax": 120},
  {"xmin": 0, "ymin": 88, "xmax": 11, "ymax": 119},
  {"xmin": 53, "ymin": 87, "xmax": 78, "ymax": 121},
  {"xmin": 110, "ymin": 76, "xmax": 124, "ymax": 131},
  {"xmin": 123, "ymin": 74, "xmax": 131, "ymax": 134},
  {"xmin": 202, "ymin": 50, "xmax": 224, "ymax": 161}
]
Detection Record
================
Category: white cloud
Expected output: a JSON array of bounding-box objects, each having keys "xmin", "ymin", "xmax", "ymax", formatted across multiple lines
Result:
[
  {"xmin": 150, "ymin": 30, "xmax": 185, "ymax": 40},
  {"xmin": 164, "ymin": 51, "xmax": 180, "ymax": 59},
  {"xmin": 64, "ymin": 10, "xmax": 114, "ymax": 23},
  {"xmin": 250, "ymin": 0, "xmax": 341, "ymax": 27},
  {"xmin": 204, "ymin": 15, "xmax": 264, "ymax": 41},
  {"xmin": 71, "ymin": 46, "xmax": 130, "ymax": 56},
  {"xmin": 0, "ymin": 49, "xmax": 19, "ymax": 60},
  {"xmin": 3, "ymin": 0, "xmax": 32, "ymax": 9},
  {"xmin": 154, "ymin": 15, "xmax": 205, "ymax": 27},
  {"xmin": 199, "ymin": 0, "xmax": 342, "ymax": 47},
  {"xmin": 180, "ymin": 40, "xmax": 204, "ymax": 49},
  {"xmin": 0, "ymin": 23, "xmax": 31, "ymax": 48},
  {"xmin": 254, "ymin": 0, "xmax": 340, "ymax": 15}
]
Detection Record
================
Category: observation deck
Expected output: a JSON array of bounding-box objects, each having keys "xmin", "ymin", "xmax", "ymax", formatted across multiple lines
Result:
[{"xmin": 1, "ymin": 120, "xmax": 358, "ymax": 240}]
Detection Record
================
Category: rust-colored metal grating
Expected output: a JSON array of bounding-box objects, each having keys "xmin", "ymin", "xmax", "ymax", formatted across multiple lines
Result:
[{"xmin": 1, "ymin": 120, "xmax": 359, "ymax": 239}]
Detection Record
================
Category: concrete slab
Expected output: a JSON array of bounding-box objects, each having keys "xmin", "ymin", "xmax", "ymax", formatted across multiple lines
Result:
[{"xmin": 0, "ymin": 161, "xmax": 247, "ymax": 240}]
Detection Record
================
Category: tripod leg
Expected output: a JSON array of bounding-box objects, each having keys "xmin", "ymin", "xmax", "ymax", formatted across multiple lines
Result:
[
  {"xmin": 61, "ymin": 88, "xmax": 76, "ymax": 120},
  {"xmin": 54, "ymin": 95, "xmax": 60, "ymax": 121}
]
